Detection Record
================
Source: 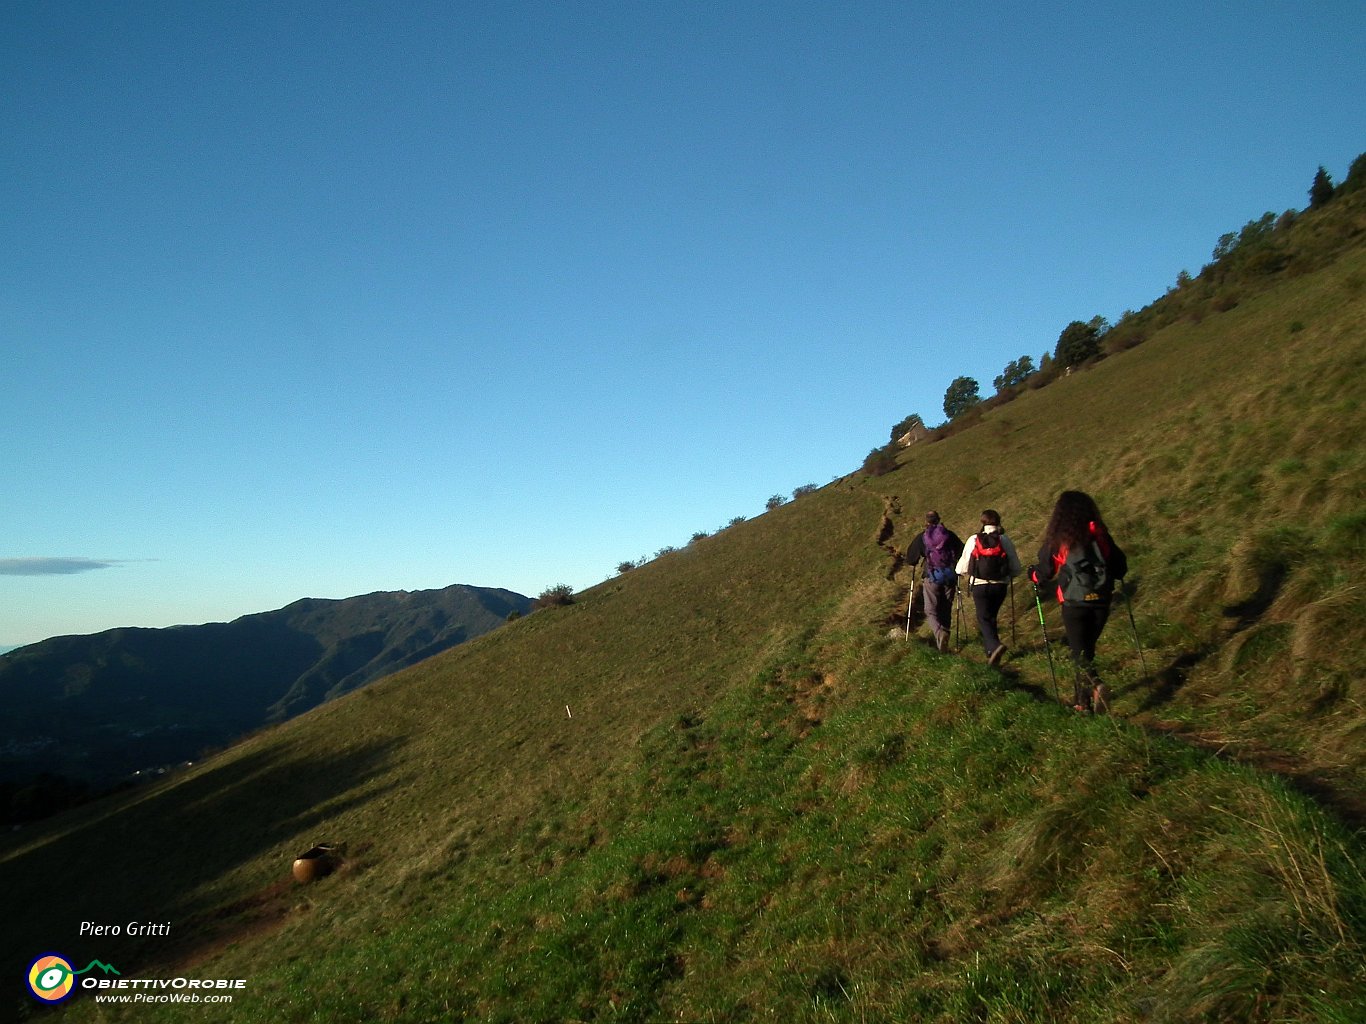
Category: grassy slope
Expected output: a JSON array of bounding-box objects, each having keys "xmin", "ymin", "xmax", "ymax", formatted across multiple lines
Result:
[{"xmin": 6, "ymin": 197, "xmax": 1366, "ymax": 1023}]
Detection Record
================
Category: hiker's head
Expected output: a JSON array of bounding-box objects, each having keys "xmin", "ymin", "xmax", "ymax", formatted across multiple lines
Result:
[
  {"xmin": 1056, "ymin": 491, "xmax": 1101, "ymax": 523},
  {"xmin": 925, "ymin": 511, "xmax": 940, "ymax": 526},
  {"xmin": 981, "ymin": 509, "xmax": 1002, "ymax": 528},
  {"xmin": 1043, "ymin": 490, "xmax": 1104, "ymax": 549}
]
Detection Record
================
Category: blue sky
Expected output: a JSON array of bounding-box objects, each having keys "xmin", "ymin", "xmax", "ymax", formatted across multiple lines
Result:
[{"xmin": 3, "ymin": 1, "xmax": 1364, "ymax": 648}]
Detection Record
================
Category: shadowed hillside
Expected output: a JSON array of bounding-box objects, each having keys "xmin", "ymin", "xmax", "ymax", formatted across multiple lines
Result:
[
  {"xmin": 4, "ymin": 183, "xmax": 1365, "ymax": 1022},
  {"xmin": 0, "ymin": 585, "xmax": 530, "ymax": 796}
]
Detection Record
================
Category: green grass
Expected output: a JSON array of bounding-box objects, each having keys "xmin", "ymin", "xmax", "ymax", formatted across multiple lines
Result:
[
  {"xmin": 6, "ymin": 189, "xmax": 1366, "ymax": 1022},
  {"xmin": 67, "ymin": 639, "xmax": 1362, "ymax": 1023}
]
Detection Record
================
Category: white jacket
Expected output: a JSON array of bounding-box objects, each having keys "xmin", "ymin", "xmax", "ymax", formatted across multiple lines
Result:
[{"xmin": 956, "ymin": 525, "xmax": 1023, "ymax": 585}]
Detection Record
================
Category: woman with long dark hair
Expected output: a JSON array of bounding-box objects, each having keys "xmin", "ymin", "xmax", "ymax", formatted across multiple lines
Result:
[{"xmin": 1031, "ymin": 491, "xmax": 1128, "ymax": 712}]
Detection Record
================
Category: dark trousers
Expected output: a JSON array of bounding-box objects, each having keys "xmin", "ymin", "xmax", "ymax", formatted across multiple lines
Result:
[
  {"xmin": 923, "ymin": 581, "xmax": 955, "ymax": 640},
  {"xmin": 1060, "ymin": 603, "xmax": 1111, "ymax": 706},
  {"xmin": 971, "ymin": 583, "xmax": 1008, "ymax": 655}
]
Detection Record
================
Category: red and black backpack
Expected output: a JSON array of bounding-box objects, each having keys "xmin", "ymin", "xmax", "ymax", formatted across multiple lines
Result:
[{"xmin": 970, "ymin": 531, "xmax": 1008, "ymax": 580}]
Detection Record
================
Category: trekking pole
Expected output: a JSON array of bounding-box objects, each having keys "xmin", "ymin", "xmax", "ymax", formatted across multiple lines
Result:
[
  {"xmin": 1117, "ymin": 579, "xmax": 1148, "ymax": 678},
  {"xmin": 954, "ymin": 581, "xmax": 963, "ymax": 651},
  {"xmin": 1009, "ymin": 577, "xmax": 1017, "ymax": 646},
  {"xmin": 905, "ymin": 562, "xmax": 918, "ymax": 640},
  {"xmin": 1032, "ymin": 586, "xmax": 1062, "ymax": 706}
]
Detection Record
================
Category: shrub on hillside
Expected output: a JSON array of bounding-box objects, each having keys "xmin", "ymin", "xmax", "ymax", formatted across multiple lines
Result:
[
  {"xmin": 1029, "ymin": 351, "xmax": 1060, "ymax": 388},
  {"xmin": 978, "ymin": 389, "xmax": 1018, "ymax": 415},
  {"xmin": 534, "ymin": 584, "xmax": 575, "ymax": 610},
  {"xmin": 765, "ymin": 494, "xmax": 787, "ymax": 511},
  {"xmin": 934, "ymin": 402, "xmax": 986, "ymax": 441},
  {"xmin": 1341, "ymin": 152, "xmax": 1366, "ymax": 195},
  {"xmin": 1244, "ymin": 246, "xmax": 1290, "ymax": 277},
  {"xmin": 862, "ymin": 444, "xmax": 898, "ymax": 477},
  {"xmin": 1207, "ymin": 212, "xmax": 1286, "ymax": 283},
  {"xmin": 792, "ymin": 483, "xmax": 818, "ymax": 499},
  {"xmin": 993, "ymin": 355, "xmax": 1035, "ymax": 393},
  {"xmin": 1106, "ymin": 327, "xmax": 1148, "ymax": 354}
]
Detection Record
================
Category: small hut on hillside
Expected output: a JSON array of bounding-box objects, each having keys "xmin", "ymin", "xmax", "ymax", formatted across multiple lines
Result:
[{"xmin": 897, "ymin": 423, "xmax": 929, "ymax": 447}]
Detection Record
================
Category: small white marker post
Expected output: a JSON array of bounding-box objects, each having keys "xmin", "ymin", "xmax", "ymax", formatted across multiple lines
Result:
[{"xmin": 565, "ymin": 705, "xmax": 572, "ymax": 718}]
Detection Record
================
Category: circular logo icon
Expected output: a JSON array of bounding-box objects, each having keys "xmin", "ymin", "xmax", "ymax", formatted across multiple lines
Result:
[{"xmin": 28, "ymin": 953, "xmax": 76, "ymax": 1003}]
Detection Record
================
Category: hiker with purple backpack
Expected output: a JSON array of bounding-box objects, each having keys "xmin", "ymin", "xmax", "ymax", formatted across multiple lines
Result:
[{"xmin": 905, "ymin": 511, "xmax": 964, "ymax": 653}]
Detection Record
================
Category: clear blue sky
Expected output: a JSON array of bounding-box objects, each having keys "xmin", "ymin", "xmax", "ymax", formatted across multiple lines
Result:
[{"xmin": 3, "ymin": 1, "xmax": 1364, "ymax": 647}]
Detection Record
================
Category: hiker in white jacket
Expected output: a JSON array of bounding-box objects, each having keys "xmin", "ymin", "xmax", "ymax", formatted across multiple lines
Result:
[{"xmin": 956, "ymin": 509, "xmax": 1023, "ymax": 666}]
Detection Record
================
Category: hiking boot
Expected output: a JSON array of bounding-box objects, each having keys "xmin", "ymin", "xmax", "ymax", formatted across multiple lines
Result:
[
  {"xmin": 935, "ymin": 631, "xmax": 949, "ymax": 653},
  {"xmin": 1092, "ymin": 681, "xmax": 1111, "ymax": 715},
  {"xmin": 988, "ymin": 643, "xmax": 1007, "ymax": 667}
]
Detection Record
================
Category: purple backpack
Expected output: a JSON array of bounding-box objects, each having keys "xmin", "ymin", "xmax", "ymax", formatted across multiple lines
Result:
[{"xmin": 924, "ymin": 524, "xmax": 956, "ymax": 584}]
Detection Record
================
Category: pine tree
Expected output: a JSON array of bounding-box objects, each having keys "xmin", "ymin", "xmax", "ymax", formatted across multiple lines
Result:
[{"xmin": 1309, "ymin": 166, "xmax": 1335, "ymax": 210}]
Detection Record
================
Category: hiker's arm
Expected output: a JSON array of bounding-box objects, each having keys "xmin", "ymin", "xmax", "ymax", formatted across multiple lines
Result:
[
  {"xmin": 954, "ymin": 543, "xmax": 972, "ymax": 576},
  {"xmin": 1003, "ymin": 535, "xmax": 1024, "ymax": 578},
  {"xmin": 1108, "ymin": 539, "xmax": 1129, "ymax": 580},
  {"xmin": 905, "ymin": 534, "xmax": 924, "ymax": 566},
  {"xmin": 1030, "ymin": 544, "xmax": 1058, "ymax": 587},
  {"xmin": 949, "ymin": 531, "xmax": 966, "ymax": 564}
]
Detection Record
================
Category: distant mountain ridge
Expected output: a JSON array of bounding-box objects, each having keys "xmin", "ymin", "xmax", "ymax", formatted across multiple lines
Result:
[{"xmin": 0, "ymin": 584, "xmax": 531, "ymax": 787}]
